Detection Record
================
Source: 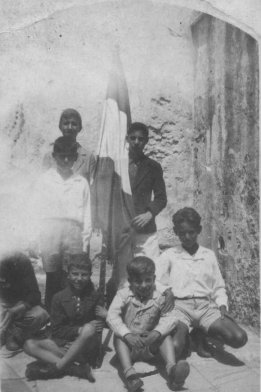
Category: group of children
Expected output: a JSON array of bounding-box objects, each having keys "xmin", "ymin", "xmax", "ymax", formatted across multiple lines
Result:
[{"xmin": 0, "ymin": 109, "xmax": 248, "ymax": 392}]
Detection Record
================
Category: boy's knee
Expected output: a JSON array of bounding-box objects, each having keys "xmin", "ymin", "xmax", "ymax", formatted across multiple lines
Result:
[
  {"xmin": 231, "ymin": 329, "xmax": 248, "ymax": 348},
  {"xmin": 23, "ymin": 339, "xmax": 38, "ymax": 354},
  {"xmin": 79, "ymin": 323, "xmax": 96, "ymax": 340}
]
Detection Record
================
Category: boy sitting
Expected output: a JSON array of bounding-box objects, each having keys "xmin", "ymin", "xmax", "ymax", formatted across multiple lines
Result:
[
  {"xmin": 107, "ymin": 256, "xmax": 190, "ymax": 392},
  {"xmin": 30, "ymin": 136, "xmax": 92, "ymax": 310},
  {"xmin": 155, "ymin": 207, "xmax": 248, "ymax": 359},
  {"xmin": 24, "ymin": 253, "xmax": 107, "ymax": 380},
  {"xmin": 0, "ymin": 252, "xmax": 49, "ymax": 352}
]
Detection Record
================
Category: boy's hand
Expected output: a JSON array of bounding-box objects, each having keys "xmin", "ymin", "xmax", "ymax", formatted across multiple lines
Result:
[
  {"xmin": 162, "ymin": 288, "xmax": 175, "ymax": 313},
  {"xmin": 142, "ymin": 330, "xmax": 161, "ymax": 346},
  {"xmin": 132, "ymin": 211, "xmax": 153, "ymax": 229},
  {"xmin": 124, "ymin": 333, "xmax": 145, "ymax": 349},
  {"xmin": 219, "ymin": 305, "xmax": 228, "ymax": 319},
  {"xmin": 95, "ymin": 305, "xmax": 108, "ymax": 319},
  {"xmin": 90, "ymin": 320, "xmax": 105, "ymax": 333}
]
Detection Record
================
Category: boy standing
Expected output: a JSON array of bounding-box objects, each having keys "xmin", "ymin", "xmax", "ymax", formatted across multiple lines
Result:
[
  {"xmin": 155, "ymin": 207, "xmax": 248, "ymax": 359},
  {"xmin": 107, "ymin": 256, "xmax": 190, "ymax": 392},
  {"xmin": 24, "ymin": 253, "xmax": 107, "ymax": 381},
  {"xmin": 30, "ymin": 136, "xmax": 92, "ymax": 310},
  {"xmin": 43, "ymin": 108, "xmax": 96, "ymax": 184},
  {"xmin": 127, "ymin": 122, "xmax": 167, "ymax": 261}
]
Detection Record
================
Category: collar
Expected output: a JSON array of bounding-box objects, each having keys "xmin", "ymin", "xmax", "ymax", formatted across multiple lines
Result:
[
  {"xmin": 61, "ymin": 281, "xmax": 94, "ymax": 300},
  {"xmin": 175, "ymin": 245, "xmax": 206, "ymax": 261}
]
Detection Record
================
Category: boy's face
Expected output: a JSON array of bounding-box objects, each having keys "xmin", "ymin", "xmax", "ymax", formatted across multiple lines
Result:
[
  {"xmin": 53, "ymin": 152, "xmax": 77, "ymax": 172},
  {"xmin": 68, "ymin": 265, "xmax": 92, "ymax": 292},
  {"xmin": 60, "ymin": 116, "xmax": 81, "ymax": 139},
  {"xmin": 129, "ymin": 273, "xmax": 155, "ymax": 301},
  {"xmin": 174, "ymin": 221, "xmax": 201, "ymax": 251},
  {"xmin": 127, "ymin": 130, "xmax": 148, "ymax": 158}
]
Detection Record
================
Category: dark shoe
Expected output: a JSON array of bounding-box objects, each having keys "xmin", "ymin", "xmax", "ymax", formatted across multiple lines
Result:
[
  {"xmin": 126, "ymin": 374, "xmax": 144, "ymax": 392},
  {"xmin": 67, "ymin": 363, "xmax": 95, "ymax": 382},
  {"xmin": 196, "ymin": 344, "xmax": 212, "ymax": 358},
  {"xmin": 25, "ymin": 361, "xmax": 64, "ymax": 380},
  {"xmin": 168, "ymin": 360, "xmax": 190, "ymax": 390}
]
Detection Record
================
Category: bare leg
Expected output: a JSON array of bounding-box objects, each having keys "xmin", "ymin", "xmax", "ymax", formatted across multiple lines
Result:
[
  {"xmin": 158, "ymin": 335, "xmax": 176, "ymax": 367},
  {"xmin": 208, "ymin": 317, "xmax": 247, "ymax": 348},
  {"xmin": 24, "ymin": 339, "xmax": 64, "ymax": 364},
  {"xmin": 114, "ymin": 336, "xmax": 133, "ymax": 373},
  {"xmin": 114, "ymin": 336, "xmax": 143, "ymax": 392},
  {"xmin": 172, "ymin": 322, "xmax": 190, "ymax": 360},
  {"xmin": 56, "ymin": 323, "xmax": 96, "ymax": 370}
]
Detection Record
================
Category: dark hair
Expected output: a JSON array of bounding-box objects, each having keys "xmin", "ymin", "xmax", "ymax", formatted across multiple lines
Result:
[
  {"xmin": 53, "ymin": 136, "xmax": 78, "ymax": 155},
  {"xmin": 127, "ymin": 122, "xmax": 149, "ymax": 139},
  {"xmin": 67, "ymin": 253, "xmax": 92, "ymax": 273},
  {"xmin": 172, "ymin": 207, "xmax": 201, "ymax": 230},
  {"xmin": 127, "ymin": 256, "xmax": 155, "ymax": 281},
  {"xmin": 59, "ymin": 108, "xmax": 82, "ymax": 131}
]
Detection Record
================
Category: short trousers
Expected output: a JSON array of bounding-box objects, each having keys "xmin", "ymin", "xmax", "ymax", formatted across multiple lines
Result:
[
  {"xmin": 173, "ymin": 298, "xmax": 221, "ymax": 333},
  {"xmin": 129, "ymin": 332, "xmax": 160, "ymax": 362},
  {"xmin": 40, "ymin": 218, "xmax": 83, "ymax": 272}
]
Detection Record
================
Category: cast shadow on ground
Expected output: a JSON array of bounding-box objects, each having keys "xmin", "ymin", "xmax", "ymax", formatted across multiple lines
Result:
[
  {"xmin": 191, "ymin": 337, "xmax": 245, "ymax": 367},
  {"xmin": 109, "ymin": 354, "xmax": 189, "ymax": 391}
]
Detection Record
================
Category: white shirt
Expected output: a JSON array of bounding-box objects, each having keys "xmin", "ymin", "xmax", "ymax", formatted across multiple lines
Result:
[
  {"xmin": 155, "ymin": 245, "xmax": 228, "ymax": 308},
  {"xmin": 29, "ymin": 168, "xmax": 92, "ymax": 249},
  {"xmin": 107, "ymin": 286, "xmax": 178, "ymax": 338}
]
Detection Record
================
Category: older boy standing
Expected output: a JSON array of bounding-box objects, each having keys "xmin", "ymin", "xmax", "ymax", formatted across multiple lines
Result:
[
  {"xmin": 30, "ymin": 136, "xmax": 92, "ymax": 310},
  {"xmin": 43, "ymin": 108, "xmax": 96, "ymax": 184},
  {"xmin": 127, "ymin": 122, "xmax": 167, "ymax": 261}
]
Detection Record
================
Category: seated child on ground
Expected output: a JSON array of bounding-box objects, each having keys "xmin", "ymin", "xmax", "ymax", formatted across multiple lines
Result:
[
  {"xmin": 24, "ymin": 253, "xmax": 107, "ymax": 381},
  {"xmin": 0, "ymin": 252, "xmax": 49, "ymax": 352},
  {"xmin": 155, "ymin": 207, "xmax": 248, "ymax": 359},
  {"xmin": 107, "ymin": 256, "xmax": 190, "ymax": 392},
  {"xmin": 30, "ymin": 136, "xmax": 92, "ymax": 310}
]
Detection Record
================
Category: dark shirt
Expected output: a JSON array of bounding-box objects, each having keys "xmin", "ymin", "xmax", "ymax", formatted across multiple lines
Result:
[
  {"xmin": 51, "ymin": 282, "xmax": 102, "ymax": 343},
  {"xmin": 129, "ymin": 154, "xmax": 167, "ymax": 234},
  {"xmin": 0, "ymin": 252, "xmax": 41, "ymax": 308}
]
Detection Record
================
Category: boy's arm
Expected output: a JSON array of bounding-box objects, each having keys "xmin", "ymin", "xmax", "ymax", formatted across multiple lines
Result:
[
  {"xmin": 51, "ymin": 295, "xmax": 79, "ymax": 341},
  {"xmin": 211, "ymin": 252, "xmax": 228, "ymax": 309},
  {"xmin": 82, "ymin": 181, "xmax": 92, "ymax": 252},
  {"xmin": 106, "ymin": 289, "xmax": 131, "ymax": 338},
  {"xmin": 147, "ymin": 163, "xmax": 167, "ymax": 217},
  {"xmin": 154, "ymin": 251, "xmax": 172, "ymax": 293},
  {"xmin": 153, "ymin": 298, "xmax": 178, "ymax": 337}
]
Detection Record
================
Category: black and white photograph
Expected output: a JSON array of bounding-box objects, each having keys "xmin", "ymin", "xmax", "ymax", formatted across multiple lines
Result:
[{"xmin": 0, "ymin": 1, "xmax": 259, "ymax": 391}]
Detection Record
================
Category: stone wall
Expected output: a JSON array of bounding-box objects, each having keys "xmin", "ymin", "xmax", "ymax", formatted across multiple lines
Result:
[
  {"xmin": 0, "ymin": 1, "xmax": 195, "ymax": 246},
  {"xmin": 192, "ymin": 14, "xmax": 259, "ymax": 327}
]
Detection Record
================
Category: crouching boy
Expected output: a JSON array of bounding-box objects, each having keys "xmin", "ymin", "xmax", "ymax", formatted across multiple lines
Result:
[
  {"xmin": 24, "ymin": 253, "xmax": 107, "ymax": 381},
  {"xmin": 107, "ymin": 256, "xmax": 190, "ymax": 392},
  {"xmin": 155, "ymin": 207, "xmax": 248, "ymax": 359}
]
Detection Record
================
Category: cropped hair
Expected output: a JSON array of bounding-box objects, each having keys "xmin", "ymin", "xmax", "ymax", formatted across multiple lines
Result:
[
  {"xmin": 67, "ymin": 253, "xmax": 92, "ymax": 273},
  {"xmin": 59, "ymin": 108, "xmax": 82, "ymax": 131},
  {"xmin": 53, "ymin": 136, "xmax": 78, "ymax": 155},
  {"xmin": 172, "ymin": 207, "xmax": 201, "ymax": 230},
  {"xmin": 127, "ymin": 256, "xmax": 155, "ymax": 281},
  {"xmin": 127, "ymin": 122, "xmax": 149, "ymax": 139}
]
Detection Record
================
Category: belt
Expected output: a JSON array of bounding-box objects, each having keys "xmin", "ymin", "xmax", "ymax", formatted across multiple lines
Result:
[{"xmin": 174, "ymin": 296, "xmax": 209, "ymax": 300}]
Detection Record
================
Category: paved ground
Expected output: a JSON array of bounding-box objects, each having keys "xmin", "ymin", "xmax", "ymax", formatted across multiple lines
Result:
[
  {"xmin": 0, "ymin": 247, "xmax": 260, "ymax": 392},
  {"xmin": 1, "ymin": 323, "xmax": 260, "ymax": 392}
]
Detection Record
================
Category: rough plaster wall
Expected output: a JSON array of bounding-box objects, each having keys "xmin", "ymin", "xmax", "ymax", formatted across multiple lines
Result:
[
  {"xmin": 0, "ymin": 1, "xmax": 194, "ymax": 248},
  {"xmin": 192, "ymin": 15, "xmax": 259, "ymax": 327}
]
